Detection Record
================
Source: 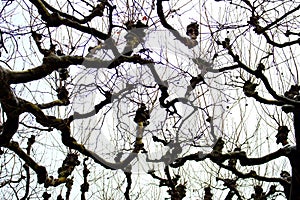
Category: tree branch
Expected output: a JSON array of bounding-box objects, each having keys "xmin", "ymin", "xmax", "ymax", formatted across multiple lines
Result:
[
  {"xmin": 4, "ymin": 141, "xmax": 48, "ymax": 184},
  {"xmin": 124, "ymin": 172, "xmax": 132, "ymax": 200}
]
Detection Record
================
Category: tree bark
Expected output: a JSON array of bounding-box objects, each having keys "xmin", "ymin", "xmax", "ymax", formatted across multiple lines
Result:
[{"xmin": 290, "ymin": 111, "xmax": 300, "ymax": 200}]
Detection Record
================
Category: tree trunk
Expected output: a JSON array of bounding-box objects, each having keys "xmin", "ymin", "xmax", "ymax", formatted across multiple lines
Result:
[{"xmin": 290, "ymin": 111, "xmax": 300, "ymax": 200}]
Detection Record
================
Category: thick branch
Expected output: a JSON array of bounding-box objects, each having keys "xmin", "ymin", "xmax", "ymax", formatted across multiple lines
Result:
[
  {"xmin": 156, "ymin": 0, "xmax": 196, "ymax": 48},
  {"xmin": 171, "ymin": 144, "xmax": 293, "ymax": 168},
  {"xmin": 8, "ymin": 54, "xmax": 152, "ymax": 84},
  {"xmin": 40, "ymin": 0, "xmax": 108, "ymax": 24},
  {"xmin": 29, "ymin": 0, "xmax": 109, "ymax": 39},
  {"xmin": 0, "ymin": 67, "xmax": 20, "ymax": 145},
  {"xmin": 124, "ymin": 172, "xmax": 132, "ymax": 200},
  {"xmin": 4, "ymin": 142, "xmax": 48, "ymax": 184},
  {"xmin": 259, "ymin": 4, "xmax": 300, "ymax": 33},
  {"xmin": 37, "ymin": 100, "xmax": 68, "ymax": 109},
  {"xmin": 8, "ymin": 54, "xmax": 84, "ymax": 84},
  {"xmin": 217, "ymin": 162, "xmax": 289, "ymax": 186},
  {"xmin": 220, "ymin": 40, "xmax": 300, "ymax": 105}
]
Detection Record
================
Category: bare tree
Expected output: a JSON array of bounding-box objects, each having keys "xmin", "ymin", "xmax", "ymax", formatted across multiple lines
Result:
[{"xmin": 0, "ymin": 0, "xmax": 299, "ymax": 199}]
